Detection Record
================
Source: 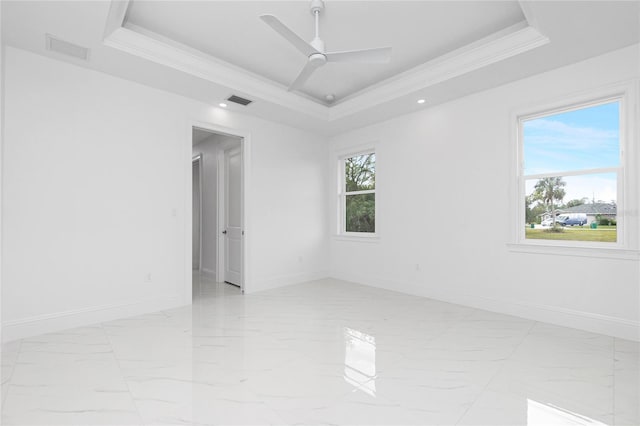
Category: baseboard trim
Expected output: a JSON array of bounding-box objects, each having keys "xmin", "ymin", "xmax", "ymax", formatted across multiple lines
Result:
[
  {"xmin": 331, "ymin": 271, "xmax": 639, "ymax": 342},
  {"xmin": 248, "ymin": 270, "xmax": 330, "ymax": 293},
  {"xmin": 2, "ymin": 296, "xmax": 185, "ymax": 343}
]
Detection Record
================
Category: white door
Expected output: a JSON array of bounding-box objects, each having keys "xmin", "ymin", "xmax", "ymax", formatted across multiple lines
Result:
[{"xmin": 224, "ymin": 146, "xmax": 242, "ymax": 286}]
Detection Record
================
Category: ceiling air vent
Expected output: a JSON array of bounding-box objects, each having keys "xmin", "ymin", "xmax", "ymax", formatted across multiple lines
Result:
[
  {"xmin": 46, "ymin": 34, "xmax": 90, "ymax": 61},
  {"xmin": 227, "ymin": 95, "xmax": 253, "ymax": 106}
]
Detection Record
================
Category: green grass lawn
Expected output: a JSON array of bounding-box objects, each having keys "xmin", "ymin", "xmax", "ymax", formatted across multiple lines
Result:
[{"xmin": 525, "ymin": 226, "xmax": 616, "ymax": 242}]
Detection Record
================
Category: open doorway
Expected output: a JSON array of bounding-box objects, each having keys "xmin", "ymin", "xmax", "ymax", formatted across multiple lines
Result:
[{"xmin": 191, "ymin": 126, "xmax": 245, "ymax": 299}]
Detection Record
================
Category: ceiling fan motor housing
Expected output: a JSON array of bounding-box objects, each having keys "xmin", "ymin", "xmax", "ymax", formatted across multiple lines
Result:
[{"xmin": 309, "ymin": 52, "xmax": 327, "ymax": 66}]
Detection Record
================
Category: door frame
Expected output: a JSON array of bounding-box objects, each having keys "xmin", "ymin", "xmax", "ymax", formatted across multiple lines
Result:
[{"xmin": 186, "ymin": 121, "xmax": 251, "ymax": 301}]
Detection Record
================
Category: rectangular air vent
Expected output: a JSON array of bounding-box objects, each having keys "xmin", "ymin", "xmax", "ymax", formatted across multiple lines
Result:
[
  {"xmin": 227, "ymin": 95, "xmax": 253, "ymax": 106},
  {"xmin": 46, "ymin": 34, "xmax": 90, "ymax": 61}
]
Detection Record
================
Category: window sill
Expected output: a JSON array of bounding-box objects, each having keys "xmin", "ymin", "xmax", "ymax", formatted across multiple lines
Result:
[
  {"xmin": 333, "ymin": 234, "xmax": 380, "ymax": 243},
  {"xmin": 507, "ymin": 243, "xmax": 639, "ymax": 260}
]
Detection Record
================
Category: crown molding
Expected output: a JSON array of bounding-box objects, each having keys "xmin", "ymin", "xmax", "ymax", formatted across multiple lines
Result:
[
  {"xmin": 103, "ymin": 24, "xmax": 329, "ymax": 121},
  {"xmin": 518, "ymin": 0, "xmax": 541, "ymax": 30},
  {"xmin": 328, "ymin": 21, "xmax": 549, "ymax": 121},
  {"xmin": 103, "ymin": 0, "xmax": 130, "ymax": 39}
]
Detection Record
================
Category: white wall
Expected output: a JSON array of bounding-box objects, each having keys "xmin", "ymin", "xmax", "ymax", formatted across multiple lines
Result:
[
  {"xmin": 2, "ymin": 47, "xmax": 329, "ymax": 341},
  {"xmin": 0, "ymin": 2, "xmax": 4, "ymax": 342},
  {"xmin": 193, "ymin": 137, "xmax": 217, "ymax": 276},
  {"xmin": 329, "ymin": 44, "xmax": 640, "ymax": 341}
]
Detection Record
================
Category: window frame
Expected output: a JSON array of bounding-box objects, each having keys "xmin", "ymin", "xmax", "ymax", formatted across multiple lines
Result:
[
  {"xmin": 338, "ymin": 148, "xmax": 378, "ymax": 238},
  {"xmin": 508, "ymin": 81, "xmax": 639, "ymax": 259}
]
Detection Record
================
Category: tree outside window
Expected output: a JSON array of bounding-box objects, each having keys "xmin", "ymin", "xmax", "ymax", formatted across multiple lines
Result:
[{"xmin": 342, "ymin": 152, "xmax": 375, "ymax": 233}]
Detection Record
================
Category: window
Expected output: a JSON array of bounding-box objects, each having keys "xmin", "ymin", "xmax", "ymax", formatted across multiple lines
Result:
[
  {"xmin": 520, "ymin": 98, "xmax": 621, "ymax": 244},
  {"xmin": 339, "ymin": 152, "xmax": 376, "ymax": 234}
]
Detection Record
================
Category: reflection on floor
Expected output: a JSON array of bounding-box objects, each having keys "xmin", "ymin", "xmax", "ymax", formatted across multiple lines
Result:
[
  {"xmin": 192, "ymin": 270, "xmax": 241, "ymax": 300},
  {"xmin": 1, "ymin": 276, "xmax": 638, "ymax": 425}
]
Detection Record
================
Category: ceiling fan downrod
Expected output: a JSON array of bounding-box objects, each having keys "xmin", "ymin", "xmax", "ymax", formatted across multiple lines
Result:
[{"xmin": 310, "ymin": 0, "xmax": 325, "ymax": 54}]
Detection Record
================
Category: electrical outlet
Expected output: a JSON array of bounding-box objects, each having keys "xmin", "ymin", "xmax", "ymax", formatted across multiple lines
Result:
[
  {"xmin": 298, "ymin": 256, "xmax": 304, "ymax": 263},
  {"xmin": 415, "ymin": 263, "xmax": 420, "ymax": 271},
  {"xmin": 145, "ymin": 273, "xmax": 152, "ymax": 282}
]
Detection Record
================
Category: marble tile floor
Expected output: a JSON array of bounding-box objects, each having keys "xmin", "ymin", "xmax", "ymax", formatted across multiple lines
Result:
[{"xmin": 1, "ymin": 275, "xmax": 638, "ymax": 425}]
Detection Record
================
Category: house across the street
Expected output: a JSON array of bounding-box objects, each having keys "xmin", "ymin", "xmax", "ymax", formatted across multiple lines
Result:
[{"xmin": 559, "ymin": 203, "xmax": 617, "ymax": 224}]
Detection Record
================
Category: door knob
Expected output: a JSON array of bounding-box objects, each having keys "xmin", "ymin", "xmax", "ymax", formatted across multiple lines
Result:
[{"xmin": 222, "ymin": 230, "xmax": 227, "ymax": 234}]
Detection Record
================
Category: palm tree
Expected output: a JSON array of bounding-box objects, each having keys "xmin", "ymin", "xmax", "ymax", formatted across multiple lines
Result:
[{"xmin": 533, "ymin": 177, "xmax": 566, "ymax": 227}]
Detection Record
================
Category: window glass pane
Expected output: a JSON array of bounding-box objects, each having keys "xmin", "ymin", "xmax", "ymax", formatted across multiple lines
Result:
[
  {"xmin": 523, "ymin": 101, "xmax": 619, "ymax": 175},
  {"xmin": 346, "ymin": 193, "xmax": 375, "ymax": 233},
  {"xmin": 525, "ymin": 173, "xmax": 617, "ymax": 242},
  {"xmin": 345, "ymin": 153, "xmax": 375, "ymax": 192}
]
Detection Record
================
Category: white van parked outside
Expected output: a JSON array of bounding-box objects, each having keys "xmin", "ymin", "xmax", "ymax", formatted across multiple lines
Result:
[{"xmin": 556, "ymin": 213, "xmax": 587, "ymax": 226}]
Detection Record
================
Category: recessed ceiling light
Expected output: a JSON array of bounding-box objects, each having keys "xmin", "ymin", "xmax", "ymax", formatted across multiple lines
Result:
[
  {"xmin": 417, "ymin": 99, "xmax": 426, "ymax": 104},
  {"xmin": 219, "ymin": 103, "xmax": 227, "ymax": 108}
]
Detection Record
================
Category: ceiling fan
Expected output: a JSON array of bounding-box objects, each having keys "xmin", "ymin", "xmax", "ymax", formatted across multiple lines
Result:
[{"xmin": 260, "ymin": 0, "xmax": 392, "ymax": 92}]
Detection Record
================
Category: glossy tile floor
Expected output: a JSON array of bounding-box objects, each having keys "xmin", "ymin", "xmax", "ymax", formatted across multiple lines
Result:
[{"xmin": 1, "ymin": 274, "xmax": 639, "ymax": 425}]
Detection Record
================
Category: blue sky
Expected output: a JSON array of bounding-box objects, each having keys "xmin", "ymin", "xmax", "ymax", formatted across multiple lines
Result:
[
  {"xmin": 523, "ymin": 101, "xmax": 619, "ymax": 203},
  {"xmin": 524, "ymin": 101, "xmax": 619, "ymax": 175}
]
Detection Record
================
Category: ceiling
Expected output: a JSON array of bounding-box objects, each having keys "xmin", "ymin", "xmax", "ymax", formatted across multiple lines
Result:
[
  {"xmin": 2, "ymin": 1, "xmax": 639, "ymax": 136},
  {"xmin": 192, "ymin": 128, "xmax": 214, "ymax": 147},
  {"xmin": 192, "ymin": 127, "xmax": 242, "ymax": 147},
  {"xmin": 125, "ymin": 1, "xmax": 526, "ymax": 103}
]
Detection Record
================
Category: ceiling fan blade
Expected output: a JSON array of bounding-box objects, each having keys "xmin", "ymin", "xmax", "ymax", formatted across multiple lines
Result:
[
  {"xmin": 325, "ymin": 47, "xmax": 392, "ymax": 64},
  {"xmin": 260, "ymin": 14, "xmax": 318, "ymax": 57},
  {"xmin": 288, "ymin": 60, "xmax": 322, "ymax": 91}
]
